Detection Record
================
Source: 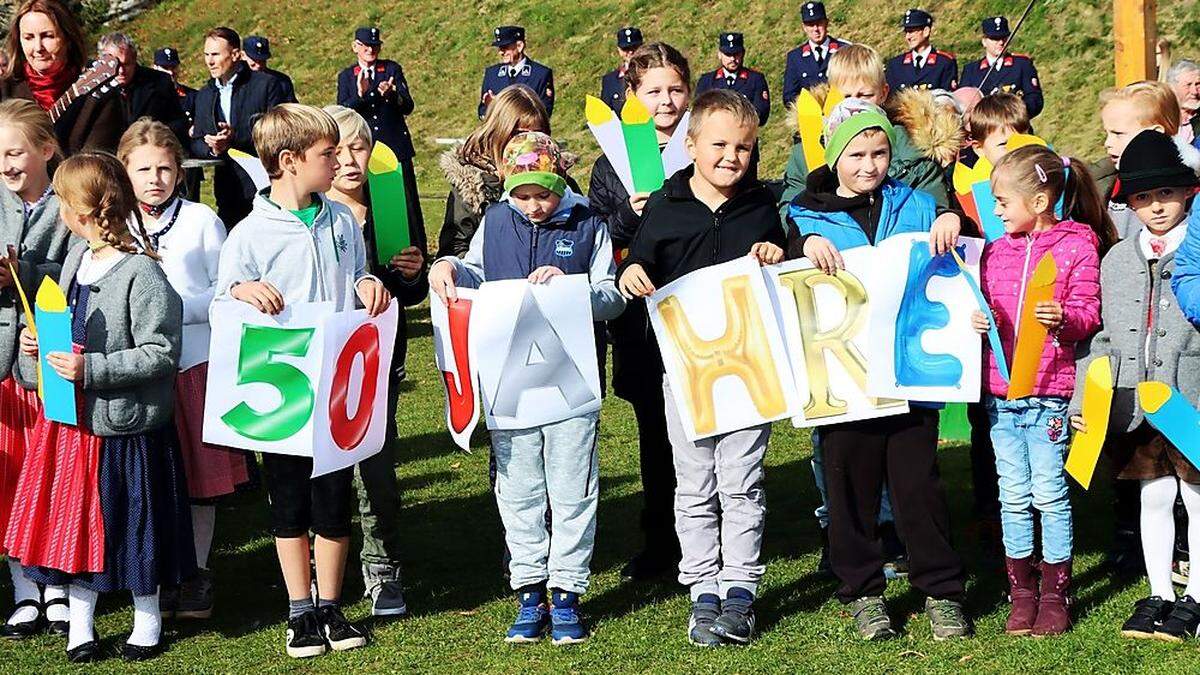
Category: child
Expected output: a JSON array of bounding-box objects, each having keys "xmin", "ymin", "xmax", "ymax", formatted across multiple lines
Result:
[
  {"xmin": 323, "ymin": 104, "xmax": 429, "ymax": 617},
  {"xmin": 618, "ymin": 90, "xmax": 785, "ymax": 646},
  {"xmin": 787, "ymin": 98, "xmax": 970, "ymax": 642},
  {"xmin": 1071, "ymin": 129, "xmax": 1200, "ymax": 641},
  {"xmin": 216, "ymin": 103, "xmax": 391, "ymax": 658},
  {"xmin": 964, "ymin": 92, "xmax": 1032, "ymax": 167},
  {"xmin": 6, "ymin": 151, "xmax": 194, "ymax": 662},
  {"xmin": 430, "ymin": 131, "xmax": 623, "ymax": 645},
  {"xmin": 116, "ymin": 118, "xmax": 249, "ymax": 621},
  {"xmin": 0, "ymin": 98, "xmax": 72, "ymax": 638},
  {"xmin": 588, "ymin": 41, "xmax": 690, "ymax": 581},
  {"xmin": 972, "ymin": 145, "xmax": 1113, "ymax": 637}
]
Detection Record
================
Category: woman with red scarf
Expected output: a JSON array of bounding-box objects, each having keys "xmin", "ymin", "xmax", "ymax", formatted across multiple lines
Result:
[{"xmin": 0, "ymin": 0, "xmax": 125, "ymax": 155}]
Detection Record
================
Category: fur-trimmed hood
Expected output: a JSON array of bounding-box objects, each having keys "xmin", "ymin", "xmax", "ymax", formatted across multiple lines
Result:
[
  {"xmin": 439, "ymin": 148, "xmax": 580, "ymax": 216},
  {"xmin": 886, "ymin": 88, "xmax": 965, "ymax": 168}
]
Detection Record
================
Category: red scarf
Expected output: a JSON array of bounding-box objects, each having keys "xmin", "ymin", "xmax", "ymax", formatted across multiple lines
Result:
[{"xmin": 23, "ymin": 62, "xmax": 76, "ymax": 111}]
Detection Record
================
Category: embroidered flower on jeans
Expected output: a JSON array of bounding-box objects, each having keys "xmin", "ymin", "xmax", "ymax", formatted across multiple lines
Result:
[{"xmin": 1047, "ymin": 416, "xmax": 1063, "ymax": 442}]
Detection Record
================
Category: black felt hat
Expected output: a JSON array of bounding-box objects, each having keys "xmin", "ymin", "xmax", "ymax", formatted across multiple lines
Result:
[{"xmin": 1114, "ymin": 129, "xmax": 1199, "ymax": 202}]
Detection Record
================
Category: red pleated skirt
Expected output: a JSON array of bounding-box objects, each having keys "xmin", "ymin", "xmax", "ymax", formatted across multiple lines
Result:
[
  {"xmin": 175, "ymin": 363, "xmax": 250, "ymax": 499},
  {"xmin": 0, "ymin": 376, "xmax": 39, "ymax": 555}
]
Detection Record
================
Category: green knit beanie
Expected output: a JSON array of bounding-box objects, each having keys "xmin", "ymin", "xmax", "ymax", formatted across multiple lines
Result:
[{"xmin": 823, "ymin": 99, "xmax": 897, "ymax": 167}]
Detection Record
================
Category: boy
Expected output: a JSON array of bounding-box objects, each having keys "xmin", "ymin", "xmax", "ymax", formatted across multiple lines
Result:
[
  {"xmin": 780, "ymin": 43, "xmax": 948, "ymax": 225},
  {"xmin": 964, "ymin": 91, "xmax": 1031, "ymax": 166},
  {"xmin": 216, "ymin": 103, "xmax": 392, "ymax": 658},
  {"xmin": 618, "ymin": 90, "xmax": 785, "ymax": 647},
  {"xmin": 788, "ymin": 98, "xmax": 969, "ymax": 641},
  {"xmin": 428, "ymin": 132, "xmax": 624, "ymax": 645}
]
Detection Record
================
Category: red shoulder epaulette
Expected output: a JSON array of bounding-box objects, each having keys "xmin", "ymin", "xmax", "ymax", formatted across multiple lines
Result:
[{"xmin": 936, "ymin": 49, "xmax": 956, "ymax": 59}]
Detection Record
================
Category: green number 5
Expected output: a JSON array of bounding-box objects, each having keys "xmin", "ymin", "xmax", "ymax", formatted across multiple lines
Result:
[{"xmin": 221, "ymin": 325, "xmax": 317, "ymax": 442}]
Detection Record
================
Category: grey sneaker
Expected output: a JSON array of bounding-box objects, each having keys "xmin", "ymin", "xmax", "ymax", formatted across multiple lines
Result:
[
  {"xmin": 849, "ymin": 596, "xmax": 897, "ymax": 641},
  {"xmin": 687, "ymin": 594, "xmax": 723, "ymax": 647},
  {"xmin": 176, "ymin": 568, "xmax": 213, "ymax": 619},
  {"xmin": 363, "ymin": 564, "xmax": 407, "ymax": 617},
  {"xmin": 926, "ymin": 597, "xmax": 973, "ymax": 640}
]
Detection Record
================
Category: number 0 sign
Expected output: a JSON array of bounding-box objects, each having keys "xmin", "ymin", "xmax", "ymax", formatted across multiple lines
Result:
[{"xmin": 204, "ymin": 299, "xmax": 399, "ymax": 477}]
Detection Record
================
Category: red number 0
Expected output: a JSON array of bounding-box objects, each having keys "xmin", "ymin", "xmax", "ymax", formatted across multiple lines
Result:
[{"xmin": 329, "ymin": 323, "xmax": 381, "ymax": 450}]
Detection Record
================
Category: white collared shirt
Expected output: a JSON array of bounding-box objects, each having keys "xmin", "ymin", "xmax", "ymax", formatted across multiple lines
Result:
[
  {"xmin": 216, "ymin": 70, "xmax": 238, "ymax": 125},
  {"xmin": 912, "ymin": 45, "xmax": 933, "ymax": 65},
  {"xmin": 507, "ymin": 57, "xmax": 528, "ymax": 77},
  {"xmin": 809, "ymin": 39, "xmax": 829, "ymax": 60},
  {"xmin": 1139, "ymin": 222, "xmax": 1187, "ymax": 260}
]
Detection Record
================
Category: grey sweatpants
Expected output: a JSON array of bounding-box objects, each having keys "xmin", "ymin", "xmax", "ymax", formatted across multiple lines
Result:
[
  {"xmin": 491, "ymin": 412, "xmax": 600, "ymax": 595},
  {"xmin": 663, "ymin": 381, "xmax": 770, "ymax": 600}
]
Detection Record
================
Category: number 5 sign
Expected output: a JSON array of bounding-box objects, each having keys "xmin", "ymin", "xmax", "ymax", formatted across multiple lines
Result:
[{"xmin": 203, "ymin": 299, "xmax": 399, "ymax": 477}]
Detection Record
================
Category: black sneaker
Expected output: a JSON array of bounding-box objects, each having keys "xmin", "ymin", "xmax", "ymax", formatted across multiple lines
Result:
[
  {"xmin": 709, "ymin": 588, "xmax": 755, "ymax": 644},
  {"xmin": 1156, "ymin": 595, "xmax": 1200, "ymax": 642},
  {"xmin": 318, "ymin": 604, "xmax": 368, "ymax": 651},
  {"xmin": 285, "ymin": 611, "xmax": 327, "ymax": 659},
  {"xmin": 687, "ymin": 594, "xmax": 723, "ymax": 647},
  {"xmin": 1122, "ymin": 596, "xmax": 1173, "ymax": 639}
]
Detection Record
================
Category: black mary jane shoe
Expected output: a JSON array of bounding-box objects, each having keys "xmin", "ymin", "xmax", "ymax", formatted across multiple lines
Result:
[
  {"xmin": 0, "ymin": 599, "xmax": 44, "ymax": 639},
  {"xmin": 44, "ymin": 597, "xmax": 69, "ymax": 636},
  {"xmin": 121, "ymin": 641, "xmax": 163, "ymax": 661},
  {"xmin": 66, "ymin": 631, "xmax": 103, "ymax": 664}
]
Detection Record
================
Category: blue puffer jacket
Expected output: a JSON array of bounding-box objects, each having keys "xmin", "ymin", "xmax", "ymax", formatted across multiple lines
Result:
[
  {"xmin": 787, "ymin": 174, "xmax": 936, "ymax": 250},
  {"xmin": 1171, "ymin": 203, "xmax": 1200, "ymax": 324}
]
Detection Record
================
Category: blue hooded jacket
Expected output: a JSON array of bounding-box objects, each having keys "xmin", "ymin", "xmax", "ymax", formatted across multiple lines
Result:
[{"xmin": 787, "ymin": 174, "xmax": 936, "ymax": 250}]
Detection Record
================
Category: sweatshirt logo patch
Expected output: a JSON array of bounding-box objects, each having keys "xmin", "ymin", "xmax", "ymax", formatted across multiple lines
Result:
[
  {"xmin": 335, "ymin": 234, "xmax": 348, "ymax": 254},
  {"xmin": 554, "ymin": 238, "xmax": 574, "ymax": 258}
]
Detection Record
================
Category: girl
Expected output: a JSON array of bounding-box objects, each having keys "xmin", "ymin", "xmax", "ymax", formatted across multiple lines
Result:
[
  {"xmin": 4, "ymin": 151, "xmax": 194, "ymax": 662},
  {"xmin": 117, "ymin": 118, "xmax": 247, "ymax": 621},
  {"xmin": 587, "ymin": 41, "xmax": 690, "ymax": 581},
  {"xmin": 0, "ymin": 98, "xmax": 71, "ymax": 638},
  {"xmin": 973, "ymin": 145, "xmax": 1113, "ymax": 637},
  {"xmin": 0, "ymin": 0, "xmax": 125, "ymax": 154},
  {"xmin": 1071, "ymin": 129, "xmax": 1200, "ymax": 642},
  {"xmin": 323, "ymin": 104, "xmax": 428, "ymax": 617}
]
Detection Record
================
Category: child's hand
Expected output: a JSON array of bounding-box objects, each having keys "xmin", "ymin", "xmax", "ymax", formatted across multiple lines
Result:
[
  {"xmin": 356, "ymin": 278, "xmax": 392, "ymax": 317},
  {"xmin": 749, "ymin": 242, "xmax": 784, "ymax": 266},
  {"xmin": 803, "ymin": 235, "xmax": 843, "ymax": 275},
  {"xmin": 528, "ymin": 266, "xmax": 564, "ymax": 284},
  {"xmin": 930, "ymin": 212, "xmax": 962, "ymax": 255},
  {"xmin": 618, "ymin": 263, "xmax": 655, "ymax": 299},
  {"xmin": 628, "ymin": 192, "xmax": 651, "ymax": 216},
  {"xmin": 0, "ymin": 245, "xmax": 17, "ymax": 288},
  {"xmin": 1070, "ymin": 415, "xmax": 1086, "ymax": 434},
  {"xmin": 230, "ymin": 281, "xmax": 285, "ymax": 315},
  {"xmin": 1035, "ymin": 300, "xmax": 1064, "ymax": 330},
  {"xmin": 388, "ymin": 246, "xmax": 425, "ymax": 281},
  {"xmin": 46, "ymin": 351, "xmax": 84, "ymax": 382},
  {"xmin": 429, "ymin": 260, "xmax": 458, "ymax": 304},
  {"xmin": 971, "ymin": 310, "xmax": 991, "ymax": 334},
  {"xmin": 19, "ymin": 327, "xmax": 36, "ymax": 357}
]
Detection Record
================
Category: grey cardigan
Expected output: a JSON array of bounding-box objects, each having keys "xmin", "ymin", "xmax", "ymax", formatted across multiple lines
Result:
[
  {"xmin": 0, "ymin": 187, "xmax": 73, "ymax": 380},
  {"xmin": 18, "ymin": 243, "xmax": 182, "ymax": 436},
  {"xmin": 1069, "ymin": 236, "xmax": 1200, "ymax": 431}
]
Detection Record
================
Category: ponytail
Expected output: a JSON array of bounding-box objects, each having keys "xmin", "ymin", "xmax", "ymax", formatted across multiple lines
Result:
[{"xmin": 1060, "ymin": 158, "xmax": 1117, "ymax": 255}]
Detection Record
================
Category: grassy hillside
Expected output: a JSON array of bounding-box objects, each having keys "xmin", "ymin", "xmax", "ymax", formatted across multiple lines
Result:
[{"xmin": 119, "ymin": 0, "xmax": 1200, "ymax": 240}]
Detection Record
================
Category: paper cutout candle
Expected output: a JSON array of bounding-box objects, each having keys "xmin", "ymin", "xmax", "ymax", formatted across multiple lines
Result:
[
  {"xmin": 227, "ymin": 148, "xmax": 270, "ymax": 191},
  {"xmin": 822, "ymin": 86, "xmax": 845, "ymax": 117},
  {"xmin": 366, "ymin": 141, "xmax": 412, "ymax": 266},
  {"xmin": 1007, "ymin": 253, "xmax": 1058, "ymax": 400},
  {"xmin": 34, "ymin": 277, "xmax": 76, "ymax": 424},
  {"xmin": 619, "ymin": 95, "xmax": 666, "ymax": 193},
  {"xmin": 1139, "ymin": 381, "xmax": 1200, "ymax": 472},
  {"xmin": 1065, "ymin": 357, "xmax": 1114, "ymax": 489},
  {"xmin": 795, "ymin": 89, "xmax": 827, "ymax": 172},
  {"xmin": 585, "ymin": 95, "xmax": 692, "ymax": 199}
]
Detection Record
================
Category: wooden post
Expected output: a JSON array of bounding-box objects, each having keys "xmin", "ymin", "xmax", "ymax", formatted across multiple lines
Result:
[{"xmin": 1114, "ymin": 0, "xmax": 1157, "ymax": 85}]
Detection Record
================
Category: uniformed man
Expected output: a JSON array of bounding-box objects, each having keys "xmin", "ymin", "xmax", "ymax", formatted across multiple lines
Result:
[
  {"xmin": 885, "ymin": 9, "xmax": 958, "ymax": 92},
  {"xmin": 153, "ymin": 46, "xmax": 197, "ymax": 124},
  {"xmin": 600, "ymin": 26, "xmax": 643, "ymax": 113},
  {"xmin": 958, "ymin": 16, "xmax": 1044, "ymax": 119},
  {"xmin": 696, "ymin": 32, "xmax": 771, "ymax": 126},
  {"xmin": 336, "ymin": 27, "xmax": 416, "ymax": 169},
  {"xmin": 782, "ymin": 1, "xmax": 848, "ymax": 106},
  {"xmin": 242, "ymin": 35, "xmax": 298, "ymax": 103},
  {"xmin": 478, "ymin": 25, "xmax": 555, "ymax": 118}
]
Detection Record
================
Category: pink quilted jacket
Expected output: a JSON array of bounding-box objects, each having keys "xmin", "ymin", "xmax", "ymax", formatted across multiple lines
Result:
[{"xmin": 980, "ymin": 219, "xmax": 1102, "ymax": 398}]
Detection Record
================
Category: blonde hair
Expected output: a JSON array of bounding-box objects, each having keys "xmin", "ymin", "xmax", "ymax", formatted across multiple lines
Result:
[
  {"xmin": 965, "ymin": 92, "xmax": 1032, "ymax": 143},
  {"xmin": 459, "ymin": 85, "xmax": 549, "ymax": 172},
  {"xmin": 252, "ymin": 103, "xmax": 340, "ymax": 179},
  {"xmin": 116, "ymin": 117, "xmax": 184, "ymax": 173},
  {"xmin": 827, "ymin": 44, "xmax": 886, "ymax": 93},
  {"xmin": 1099, "ymin": 80, "xmax": 1181, "ymax": 136},
  {"xmin": 687, "ymin": 89, "xmax": 759, "ymax": 138},
  {"xmin": 52, "ymin": 151, "xmax": 158, "ymax": 259},
  {"xmin": 322, "ymin": 105, "xmax": 372, "ymax": 148},
  {"xmin": 0, "ymin": 98, "xmax": 61, "ymax": 162}
]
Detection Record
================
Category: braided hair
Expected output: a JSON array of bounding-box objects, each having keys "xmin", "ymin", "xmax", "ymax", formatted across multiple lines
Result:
[{"xmin": 52, "ymin": 151, "xmax": 160, "ymax": 261}]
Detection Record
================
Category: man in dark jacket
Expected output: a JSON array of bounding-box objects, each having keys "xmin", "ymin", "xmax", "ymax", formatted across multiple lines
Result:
[
  {"xmin": 153, "ymin": 47, "xmax": 198, "ymax": 125},
  {"xmin": 242, "ymin": 36, "xmax": 298, "ymax": 103},
  {"xmin": 191, "ymin": 26, "xmax": 288, "ymax": 227},
  {"xmin": 98, "ymin": 33, "xmax": 188, "ymax": 140}
]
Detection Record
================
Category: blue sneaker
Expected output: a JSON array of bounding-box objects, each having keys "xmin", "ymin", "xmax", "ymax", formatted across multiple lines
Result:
[
  {"xmin": 549, "ymin": 590, "xmax": 589, "ymax": 645},
  {"xmin": 688, "ymin": 594, "xmax": 723, "ymax": 647},
  {"xmin": 710, "ymin": 588, "xmax": 755, "ymax": 644},
  {"xmin": 505, "ymin": 589, "xmax": 548, "ymax": 643}
]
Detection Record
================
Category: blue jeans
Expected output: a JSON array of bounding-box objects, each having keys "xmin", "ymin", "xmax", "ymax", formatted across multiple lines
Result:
[{"xmin": 985, "ymin": 396, "xmax": 1073, "ymax": 563}]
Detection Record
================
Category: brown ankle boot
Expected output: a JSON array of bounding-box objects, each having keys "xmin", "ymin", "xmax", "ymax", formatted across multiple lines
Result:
[
  {"xmin": 1031, "ymin": 559, "xmax": 1073, "ymax": 636},
  {"xmin": 1005, "ymin": 556, "xmax": 1039, "ymax": 635}
]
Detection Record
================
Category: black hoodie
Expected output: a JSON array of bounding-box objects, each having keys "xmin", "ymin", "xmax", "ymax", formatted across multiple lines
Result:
[{"xmin": 620, "ymin": 165, "xmax": 785, "ymax": 287}]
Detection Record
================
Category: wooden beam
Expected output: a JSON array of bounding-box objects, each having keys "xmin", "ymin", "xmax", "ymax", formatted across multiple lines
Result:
[{"xmin": 1114, "ymin": 0, "xmax": 1157, "ymax": 85}]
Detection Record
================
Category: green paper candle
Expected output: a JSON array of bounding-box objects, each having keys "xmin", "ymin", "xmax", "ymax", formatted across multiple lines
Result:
[
  {"xmin": 621, "ymin": 95, "xmax": 666, "ymax": 193},
  {"xmin": 366, "ymin": 141, "xmax": 412, "ymax": 266}
]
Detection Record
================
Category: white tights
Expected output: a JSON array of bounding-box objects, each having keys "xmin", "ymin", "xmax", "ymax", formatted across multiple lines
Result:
[{"xmin": 1140, "ymin": 476, "xmax": 1200, "ymax": 599}]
